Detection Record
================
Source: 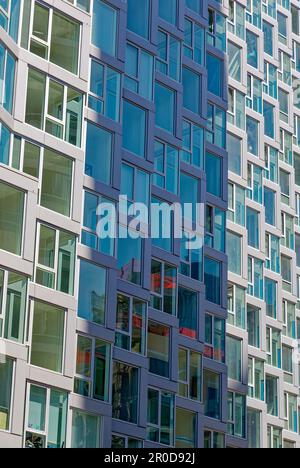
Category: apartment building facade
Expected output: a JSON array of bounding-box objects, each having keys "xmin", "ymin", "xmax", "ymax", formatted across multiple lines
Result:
[
  {"xmin": 0, "ymin": 0, "xmax": 229, "ymax": 449},
  {"xmin": 1, "ymin": 0, "xmax": 300, "ymax": 450}
]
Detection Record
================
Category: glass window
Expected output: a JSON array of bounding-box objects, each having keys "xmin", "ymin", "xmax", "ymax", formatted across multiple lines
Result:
[
  {"xmin": 204, "ymin": 431, "xmax": 225, "ymax": 449},
  {"xmin": 227, "ymin": 284, "xmax": 246, "ymax": 329},
  {"xmin": 158, "ymin": 0, "xmax": 177, "ymax": 25},
  {"xmin": 228, "ymin": 88, "xmax": 245, "ymax": 129},
  {"xmin": 127, "ymin": 0, "xmax": 149, "ymax": 39},
  {"xmin": 207, "ymin": 9, "xmax": 226, "ymax": 52},
  {"xmin": 247, "ymin": 208, "xmax": 259, "ymax": 249},
  {"xmin": 25, "ymin": 384, "xmax": 67, "ymax": 449},
  {"xmin": 178, "ymin": 348, "xmax": 202, "ymax": 401},
  {"xmin": 185, "ymin": 0, "xmax": 201, "ymax": 14},
  {"xmin": 204, "ymin": 314, "xmax": 226, "ymax": 363},
  {"xmin": 112, "ymin": 362, "xmax": 138, "ymax": 424},
  {"xmin": 82, "ymin": 191, "xmax": 115, "ymax": 255},
  {"xmin": 117, "ymin": 227, "xmax": 142, "ymax": 285},
  {"xmin": 25, "ymin": 69, "xmax": 83, "ymax": 147},
  {"xmin": 71, "ymin": 411, "xmax": 101, "ymax": 449},
  {"xmin": 75, "ymin": 335, "xmax": 110, "ymax": 401},
  {"xmin": 266, "ymin": 327, "xmax": 281, "ymax": 368},
  {"xmin": 207, "ymin": 54, "xmax": 223, "ymax": 97},
  {"xmin": 151, "ymin": 260, "xmax": 177, "ymax": 315},
  {"xmin": 228, "ymin": 42, "xmax": 241, "ymax": 82},
  {"xmin": 122, "ymin": 100, "xmax": 146, "ymax": 158},
  {"xmin": 89, "ymin": 60, "xmax": 121, "ymax": 122},
  {"xmin": 248, "ymin": 409, "xmax": 261, "ymax": 448},
  {"xmin": 0, "ymin": 0, "xmax": 21, "ymax": 42},
  {"xmin": 147, "ymin": 389, "xmax": 174, "ymax": 446},
  {"xmin": 228, "ymin": 183, "xmax": 246, "ymax": 227},
  {"xmin": 148, "ymin": 321, "xmax": 170, "ymax": 378},
  {"xmin": 205, "ymin": 206, "xmax": 226, "ymax": 252},
  {"xmin": 264, "ymin": 188, "xmax": 276, "ymax": 226},
  {"xmin": 0, "ymin": 43, "xmax": 16, "ymax": 114},
  {"xmin": 125, "ymin": 43, "xmax": 154, "ymax": 100},
  {"xmin": 180, "ymin": 231, "xmax": 203, "ymax": 281},
  {"xmin": 85, "ymin": 122, "xmax": 112, "ymax": 185},
  {"xmin": 266, "ymin": 375, "xmax": 278, "ymax": 416},
  {"xmin": 21, "ymin": 2, "xmax": 80, "ymax": 74},
  {"xmin": 77, "ymin": 260, "xmax": 106, "ymax": 325},
  {"xmin": 248, "ymin": 256, "xmax": 263, "ymax": 299},
  {"xmin": 183, "ymin": 18, "xmax": 204, "ymax": 65},
  {"xmin": 247, "ymin": 116, "xmax": 259, "ymax": 156},
  {"xmin": 263, "ymin": 101, "xmax": 275, "ymax": 139},
  {"xmin": 41, "ymin": 149, "xmax": 72, "ymax": 217},
  {"xmin": 263, "ymin": 21, "xmax": 273, "ymax": 56},
  {"xmin": 206, "ymin": 152, "xmax": 222, "ymax": 198},
  {"xmin": 228, "ymin": 134, "xmax": 241, "ymax": 175},
  {"xmin": 30, "ymin": 301, "xmax": 65, "ymax": 373},
  {"xmin": 248, "ymin": 357, "xmax": 264, "ymax": 401},
  {"xmin": 182, "ymin": 67, "xmax": 201, "ymax": 115},
  {"xmin": 181, "ymin": 120, "xmax": 204, "ymax": 168},
  {"xmin": 116, "ymin": 294, "xmax": 147, "ymax": 355},
  {"xmin": 246, "ymin": 30, "xmax": 258, "ymax": 68},
  {"xmin": 153, "ymin": 140, "xmax": 179, "ymax": 194},
  {"xmin": 227, "ymin": 392, "xmax": 246, "ymax": 439},
  {"xmin": 228, "ymin": 0, "xmax": 245, "ymax": 39},
  {"xmin": 111, "ymin": 434, "xmax": 143, "ymax": 448},
  {"xmin": 157, "ymin": 30, "xmax": 181, "ymax": 81},
  {"xmin": 203, "ymin": 370, "xmax": 221, "ymax": 420},
  {"xmin": 178, "ymin": 287, "xmax": 198, "ymax": 340},
  {"xmin": 176, "ymin": 408, "xmax": 196, "ymax": 448},
  {"xmin": 227, "ymin": 336, "xmax": 242, "ymax": 382},
  {"xmin": 155, "ymin": 82, "xmax": 175, "ymax": 134},
  {"xmin": 0, "ymin": 181, "xmax": 24, "ymax": 256},
  {"xmin": 35, "ymin": 224, "xmax": 76, "ymax": 295},
  {"xmin": 204, "ymin": 257, "xmax": 221, "ymax": 305},
  {"xmin": 180, "ymin": 171, "xmax": 199, "ymax": 223},
  {"xmin": 227, "ymin": 231, "xmax": 242, "ymax": 275},
  {"xmin": 92, "ymin": 0, "xmax": 117, "ymax": 57},
  {"xmin": 265, "ymin": 278, "xmax": 277, "ymax": 319},
  {"xmin": 248, "ymin": 305, "xmax": 260, "ymax": 348},
  {"xmin": 0, "ymin": 356, "xmax": 14, "ymax": 431},
  {"xmin": 207, "ymin": 103, "xmax": 226, "ymax": 149}
]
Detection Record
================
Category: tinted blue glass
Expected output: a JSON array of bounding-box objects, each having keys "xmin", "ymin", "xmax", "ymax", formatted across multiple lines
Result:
[
  {"xmin": 247, "ymin": 117, "xmax": 258, "ymax": 156},
  {"xmin": 92, "ymin": 0, "xmax": 117, "ymax": 57},
  {"xmin": 159, "ymin": 0, "xmax": 177, "ymax": 25},
  {"xmin": 9, "ymin": 0, "xmax": 21, "ymax": 42},
  {"xmin": 263, "ymin": 21, "xmax": 273, "ymax": 56},
  {"xmin": 205, "ymin": 258, "xmax": 221, "ymax": 305},
  {"xmin": 123, "ymin": 100, "xmax": 146, "ymax": 158},
  {"xmin": 0, "ymin": 123, "xmax": 10, "ymax": 165},
  {"xmin": 247, "ymin": 208, "xmax": 259, "ymax": 249},
  {"xmin": 155, "ymin": 83, "xmax": 175, "ymax": 134},
  {"xmin": 85, "ymin": 122, "xmax": 112, "ymax": 184},
  {"xmin": 185, "ymin": 0, "xmax": 201, "ymax": 13},
  {"xmin": 182, "ymin": 67, "xmax": 201, "ymax": 114},
  {"xmin": 247, "ymin": 30, "xmax": 258, "ymax": 68},
  {"xmin": 206, "ymin": 152, "xmax": 222, "ymax": 197},
  {"xmin": 127, "ymin": 0, "xmax": 149, "ymax": 39},
  {"xmin": 264, "ymin": 188, "xmax": 276, "ymax": 226},
  {"xmin": 263, "ymin": 101, "xmax": 274, "ymax": 139},
  {"xmin": 207, "ymin": 54, "xmax": 222, "ymax": 97}
]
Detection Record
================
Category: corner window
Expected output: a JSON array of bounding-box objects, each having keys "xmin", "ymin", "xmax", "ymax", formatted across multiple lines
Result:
[{"xmin": 75, "ymin": 335, "xmax": 110, "ymax": 401}]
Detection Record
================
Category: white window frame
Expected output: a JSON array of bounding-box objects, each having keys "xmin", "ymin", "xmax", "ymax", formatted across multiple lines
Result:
[
  {"xmin": 34, "ymin": 222, "xmax": 76, "ymax": 294},
  {"xmin": 266, "ymin": 326, "xmax": 281, "ymax": 368},
  {"xmin": 284, "ymin": 392, "xmax": 298, "ymax": 432}
]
